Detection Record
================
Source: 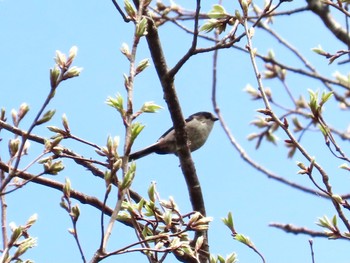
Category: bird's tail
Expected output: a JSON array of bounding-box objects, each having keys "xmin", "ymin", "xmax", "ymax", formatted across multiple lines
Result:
[{"xmin": 128, "ymin": 143, "xmax": 158, "ymax": 161}]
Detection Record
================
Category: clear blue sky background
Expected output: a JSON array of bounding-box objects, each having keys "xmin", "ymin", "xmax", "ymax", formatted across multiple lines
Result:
[{"xmin": 1, "ymin": 1, "xmax": 350, "ymax": 262}]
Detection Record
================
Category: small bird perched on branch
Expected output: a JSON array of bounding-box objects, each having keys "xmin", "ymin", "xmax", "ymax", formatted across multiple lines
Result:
[{"xmin": 129, "ymin": 112, "xmax": 218, "ymax": 161}]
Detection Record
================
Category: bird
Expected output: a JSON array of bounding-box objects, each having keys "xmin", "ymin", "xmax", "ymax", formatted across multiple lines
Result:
[{"xmin": 128, "ymin": 112, "xmax": 218, "ymax": 161}]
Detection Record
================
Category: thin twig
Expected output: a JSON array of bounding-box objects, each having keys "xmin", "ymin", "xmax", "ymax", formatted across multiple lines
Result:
[
  {"xmin": 143, "ymin": 1, "xmax": 210, "ymax": 261},
  {"xmin": 1, "ymin": 87, "xmax": 57, "ymax": 192},
  {"xmin": 168, "ymin": 0, "xmax": 201, "ymax": 78},
  {"xmin": 307, "ymin": 0, "xmax": 350, "ymax": 45},
  {"xmin": 101, "ymin": 0, "xmax": 147, "ymax": 253},
  {"xmin": 309, "ymin": 239, "xmax": 315, "ymax": 263},
  {"xmin": 0, "ymin": 119, "xmax": 143, "ymax": 202},
  {"xmin": 69, "ymin": 134, "xmax": 102, "ymax": 150},
  {"xmin": 243, "ymin": 7, "xmax": 350, "ymax": 232},
  {"xmin": 62, "ymin": 195, "xmax": 86, "ymax": 262},
  {"xmin": 111, "ymin": 0, "xmax": 132, "ymax": 22},
  {"xmin": 0, "ymin": 167, "xmax": 7, "ymax": 250},
  {"xmin": 269, "ymin": 222, "xmax": 330, "ymax": 238}
]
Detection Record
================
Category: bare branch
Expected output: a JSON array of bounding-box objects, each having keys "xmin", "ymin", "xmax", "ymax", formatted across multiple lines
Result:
[
  {"xmin": 270, "ymin": 222, "xmax": 330, "ymax": 238},
  {"xmin": 307, "ymin": 0, "xmax": 350, "ymax": 45}
]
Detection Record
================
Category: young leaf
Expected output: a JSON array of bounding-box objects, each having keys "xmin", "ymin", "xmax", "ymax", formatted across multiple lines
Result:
[
  {"xmin": 208, "ymin": 4, "xmax": 227, "ymax": 19},
  {"xmin": 200, "ymin": 19, "xmax": 218, "ymax": 33},
  {"xmin": 311, "ymin": 45, "xmax": 327, "ymax": 56},
  {"xmin": 136, "ymin": 17, "xmax": 148, "ymax": 37},
  {"xmin": 136, "ymin": 58, "xmax": 150, "ymax": 74},
  {"xmin": 222, "ymin": 212, "xmax": 235, "ymax": 232},
  {"xmin": 124, "ymin": 0, "xmax": 136, "ymax": 19},
  {"xmin": 106, "ymin": 93, "xmax": 124, "ymax": 113},
  {"xmin": 140, "ymin": 101, "xmax": 163, "ymax": 113},
  {"xmin": 131, "ymin": 122, "xmax": 145, "ymax": 142},
  {"xmin": 120, "ymin": 162, "xmax": 136, "ymax": 190},
  {"xmin": 235, "ymin": 233, "xmax": 253, "ymax": 247},
  {"xmin": 36, "ymin": 109, "xmax": 56, "ymax": 125},
  {"xmin": 320, "ymin": 91, "xmax": 333, "ymax": 106}
]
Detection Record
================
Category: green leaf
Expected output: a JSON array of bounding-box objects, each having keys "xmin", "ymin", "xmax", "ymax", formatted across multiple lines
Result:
[
  {"xmin": 332, "ymin": 194, "xmax": 343, "ymax": 204},
  {"xmin": 72, "ymin": 204, "xmax": 80, "ymax": 221},
  {"xmin": 120, "ymin": 42, "xmax": 130, "ymax": 59},
  {"xmin": 8, "ymin": 138, "xmax": 20, "ymax": 157},
  {"xmin": 148, "ymin": 182, "xmax": 156, "ymax": 202},
  {"xmin": 332, "ymin": 215, "xmax": 337, "ymax": 227},
  {"xmin": 43, "ymin": 159, "xmax": 64, "ymax": 175},
  {"xmin": 200, "ymin": 19, "xmax": 218, "ymax": 33},
  {"xmin": 46, "ymin": 126, "xmax": 66, "ymax": 134},
  {"xmin": 316, "ymin": 215, "xmax": 333, "ymax": 229},
  {"xmin": 136, "ymin": 198, "xmax": 145, "ymax": 213},
  {"xmin": 123, "ymin": 73, "xmax": 129, "ymax": 88},
  {"xmin": 62, "ymin": 113, "xmax": 70, "ymax": 132},
  {"xmin": 266, "ymin": 131, "xmax": 278, "ymax": 145},
  {"xmin": 321, "ymin": 91, "xmax": 333, "ymax": 106},
  {"xmin": 235, "ymin": 233, "xmax": 253, "ymax": 247},
  {"xmin": 195, "ymin": 236, "xmax": 204, "ymax": 252},
  {"xmin": 208, "ymin": 4, "xmax": 227, "ymax": 19},
  {"xmin": 307, "ymin": 89, "xmax": 319, "ymax": 116},
  {"xmin": 54, "ymin": 50, "xmax": 67, "ymax": 67},
  {"xmin": 63, "ymin": 66, "xmax": 83, "ymax": 79},
  {"xmin": 311, "ymin": 45, "xmax": 327, "ymax": 55},
  {"xmin": 124, "ymin": 0, "xmax": 136, "ymax": 18},
  {"xmin": 130, "ymin": 122, "xmax": 145, "ymax": 142},
  {"xmin": 141, "ymin": 225, "xmax": 152, "ymax": 238},
  {"xmin": 17, "ymin": 103, "xmax": 30, "ymax": 122},
  {"xmin": 318, "ymin": 124, "xmax": 329, "ymax": 136},
  {"xmin": 163, "ymin": 210, "xmax": 173, "ymax": 229},
  {"xmin": 63, "ymin": 178, "xmax": 71, "ymax": 198},
  {"xmin": 217, "ymin": 254, "xmax": 225, "ymax": 263},
  {"xmin": 13, "ymin": 237, "xmax": 37, "ymax": 259},
  {"xmin": 209, "ymin": 254, "xmax": 218, "ymax": 263},
  {"xmin": 26, "ymin": 214, "xmax": 38, "ymax": 227},
  {"xmin": 120, "ymin": 162, "xmax": 136, "ymax": 190},
  {"xmin": 243, "ymin": 84, "xmax": 260, "ymax": 99},
  {"xmin": 222, "ymin": 212, "xmax": 234, "ymax": 231},
  {"xmin": 36, "ymin": 109, "xmax": 56, "ymax": 125},
  {"xmin": 333, "ymin": 71, "xmax": 350, "ymax": 86},
  {"xmin": 140, "ymin": 101, "xmax": 163, "ymax": 113},
  {"xmin": 68, "ymin": 45, "xmax": 78, "ymax": 62},
  {"xmin": 292, "ymin": 117, "xmax": 303, "ymax": 132},
  {"xmin": 106, "ymin": 93, "xmax": 124, "ymax": 113},
  {"xmin": 136, "ymin": 58, "xmax": 150, "ymax": 74},
  {"xmin": 339, "ymin": 163, "xmax": 350, "ymax": 171},
  {"xmin": 50, "ymin": 66, "xmax": 61, "ymax": 88},
  {"xmin": 136, "ymin": 17, "xmax": 148, "ymax": 37},
  {"xmin": 8, "ymin": 226, "xmax": 23, "ymax": 246},
  {"xmin": 105, "ymin": 135, "xmax": 113, "ymax": 156},
  {"xmin": 226, "ymin": 252, "xmax": 238, "ymax": 263},
  {"xmin": 267, "ymin": 49, "xmax": 275, "ymax": 59}
]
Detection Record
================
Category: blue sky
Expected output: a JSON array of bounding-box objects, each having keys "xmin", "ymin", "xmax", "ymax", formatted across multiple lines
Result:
[{"xmin": 1, "ymin": 1, "xmax": 350, "ymax": 262}]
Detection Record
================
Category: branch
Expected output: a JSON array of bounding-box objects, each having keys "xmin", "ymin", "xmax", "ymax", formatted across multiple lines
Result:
[
  {"xmin": 325, "ymin": 0, "xmax": 350, "ymax": 18},
  {"xmin": 0, "ymin": 160, "xmax": 131, "ymax": 224},
  {"xmin": 168, "ymin": 0, "xmax": 201, "ymax": 78},
  {"xmin": 142, "ymin": 1, "xmax": 206, "ymax": 220},
  {"xmin": 0, "ymin": 168, "xmax": 7, "ymax": 250},
  {"xmin": 138, "ymin": 1, "xmax": 209, "ymax": 261},
  {"xmin": 209, "ymin": 9, "xmax": 338, "ymax": 203},
  {"xmin": 0, "ymin": 119, "xmax": 143, "ymax": 203},
  {"xmin": 269, "ymin": 222, "xmax": 332, "ymax": 238},
  {"xmin": 307, "ymin": 0, "xmax": 350, "ymax": 45},
  {"xmin": 243, "ymin": 10, "xmax": 350, "ymax": 232},
  {"xmin": 111, "ymin": 0, "xmax": 132, "ymax": 22}
]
